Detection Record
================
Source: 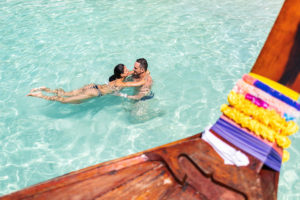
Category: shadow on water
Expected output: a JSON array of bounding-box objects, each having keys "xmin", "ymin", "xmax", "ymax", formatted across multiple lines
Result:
[
  {"xmin": 32, "ymin": 89, "xmax": 166, "ymax": 123},
  {"xmin": 123, "ymin": 97, "xmax": 166, "ymax": 124},
  {"xmin": 38, "ymin": 95, "xmax": 123, "ymax": 119}
]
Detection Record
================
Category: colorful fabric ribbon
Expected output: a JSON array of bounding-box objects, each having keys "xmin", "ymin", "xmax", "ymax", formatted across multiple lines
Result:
[
  {"xmin": 202, "ymin": 128, "xmax": 249, "ymax": 166},
  {"xmin": 211, "ymin": 117, "xmax": 282, "ymax": 171},
  {"xmin": 249, "ymin": 73, "xmax": 299, "ymax": 101},
  {"xmin": 226, "ymin": 91, "xmax": 299, "ymax": 137},
  {"xmin": 210, "ymin": 73, "xmax": 299, "ymax": 166},
  {"xmin": 243, "ymin": 74, "xmax": 300, "ymax": 111},
  {"xmin": 234, "ymin": 79, "xmax": 300, "ymax": 118},
  {"xmin": 245, "ymin": 93, "xmax": 269, "ymax": 109}
]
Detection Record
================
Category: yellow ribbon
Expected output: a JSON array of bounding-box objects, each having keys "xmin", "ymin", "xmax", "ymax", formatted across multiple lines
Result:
[{"xmin": 227, "ymin": 91, "xmax": 299, "ymax": 136}]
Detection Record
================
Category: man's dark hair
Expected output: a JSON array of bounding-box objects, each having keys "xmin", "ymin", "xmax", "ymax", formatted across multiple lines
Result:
[{"xmin": 136, "ymin": 58, "xmax": 148, "ymax": 71}]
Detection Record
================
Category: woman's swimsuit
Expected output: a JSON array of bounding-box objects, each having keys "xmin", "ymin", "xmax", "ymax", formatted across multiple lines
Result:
[{"xmin": 91, "ymin": 84, "xmax": 102, "ymax": 97}]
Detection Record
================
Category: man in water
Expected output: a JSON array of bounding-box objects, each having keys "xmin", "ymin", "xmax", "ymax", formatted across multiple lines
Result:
[{"xmin": 117, "ymin": 58, "xmax": 153, "ymax": 100}]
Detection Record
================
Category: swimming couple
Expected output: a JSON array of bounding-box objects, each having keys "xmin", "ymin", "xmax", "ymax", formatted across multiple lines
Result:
[{"xmin": 27, "ymin": 58, "xmax": 153, "ymax": 104}]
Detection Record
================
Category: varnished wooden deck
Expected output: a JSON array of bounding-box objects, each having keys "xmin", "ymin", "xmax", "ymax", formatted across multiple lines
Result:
[{"xmin": 0, "ymin": 135, "xmax": 278, "ymax": 200}]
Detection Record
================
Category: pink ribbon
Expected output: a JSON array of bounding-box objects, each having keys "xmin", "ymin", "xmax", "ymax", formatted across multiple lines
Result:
[
  {"xmin": 245, "ymin": 93, "xmax": 269, "ymax": 109},
  {"xmin": 233, "ymin": 80, "xmax": 299, "ymax": 118}
]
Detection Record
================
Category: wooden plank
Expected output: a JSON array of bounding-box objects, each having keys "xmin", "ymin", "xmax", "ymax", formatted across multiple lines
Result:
[
  {"xmin": 1, "ymin": 132, "xmax": 278, "ymax": 200},
  {"xmin": 95, "ymin": 163, "xmax": 175, "ymax": 200},
  {"xmin": 3, "ymin": 162, "xmax": 157, "ymax": 199},
  {"xmin": 161, "ymin": 184, "xmax": 205, "ymax": 200},
  {"xmin": 0, "ymin": 134, "xmax": 201, "ymax": 200},
  {"xmin": 146, "ymin": 137, "xmax": 265, "ymax": 199},
  {"xmin": 178, "ymin": 156, "xmax": 245, "ymax": 200},
  {"xmin": 26, "ymin": 161, "xmax": 161, "ymax": 200},
  {"xmin": 259, "ymin": 167, "xmax": 280, "ymax": 200},
  {"xmin": 251, "ymin": 0, "xmax": 300, "ymax": 92},
  {"xmin": 145, "ymin": 137, "xmax": 223, "ymax": 183},
  {"xmin": 187, "ymin": 143, "xmax": 263, "ymax": 199}
]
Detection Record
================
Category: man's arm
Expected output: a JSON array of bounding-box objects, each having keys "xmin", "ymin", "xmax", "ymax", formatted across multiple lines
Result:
[
  {"xmin": 116, "ymin": 90, "xmax": 148, "ymax": 100},
  {"xmin": 126, "ymin": 90, "xmax": 148, "ymax": 100}
]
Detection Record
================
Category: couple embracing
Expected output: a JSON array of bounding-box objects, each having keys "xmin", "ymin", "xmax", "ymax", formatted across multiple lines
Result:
[{"xmin": 27, "ymin": 58, "xmax": 153, "ymax": 104}]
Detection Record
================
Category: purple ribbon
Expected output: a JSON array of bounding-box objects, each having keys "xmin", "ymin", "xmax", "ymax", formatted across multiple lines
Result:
[{"xmin": 211, "ymin": 117, "xmax": 282, "ymax": 171}]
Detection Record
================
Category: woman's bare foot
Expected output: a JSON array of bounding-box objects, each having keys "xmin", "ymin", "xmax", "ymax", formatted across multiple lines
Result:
[{"xmin": 30, "ymin": 86, "xmax": 47, "ymax": 93}]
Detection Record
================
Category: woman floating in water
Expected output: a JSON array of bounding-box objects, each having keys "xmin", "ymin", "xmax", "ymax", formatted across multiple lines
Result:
[{"xmin": 27, "ymin": 64, "xmax": 146, "ymax": 104}]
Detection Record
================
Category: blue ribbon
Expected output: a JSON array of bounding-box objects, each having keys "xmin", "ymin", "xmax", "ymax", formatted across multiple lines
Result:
[{"xmin": 253, "ymin": 80, "xmax": 300, "ymax": 111}]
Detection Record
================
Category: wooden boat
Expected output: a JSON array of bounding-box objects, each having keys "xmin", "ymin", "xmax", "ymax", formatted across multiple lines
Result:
[{"xmin": 1, "ymin": 0, "xmax": 299, "ymax": 199}]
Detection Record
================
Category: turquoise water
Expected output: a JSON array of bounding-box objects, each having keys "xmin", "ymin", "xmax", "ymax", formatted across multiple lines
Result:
[{"xmin": 1, "ymin": 0, "xmax": 299, "ymax": 199}]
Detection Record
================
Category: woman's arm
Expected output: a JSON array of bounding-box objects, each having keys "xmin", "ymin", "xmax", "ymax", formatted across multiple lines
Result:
[
  {"xmin": 116, "ymin": 79, "xmax": 146, "ymax": 87},
  {"xmin": 127, "ymin": 71, "xmax": 134, "ymax": 76},
  {"xmin": 116, "ymin": 70, "xmax": 151, "ymax": 87}
]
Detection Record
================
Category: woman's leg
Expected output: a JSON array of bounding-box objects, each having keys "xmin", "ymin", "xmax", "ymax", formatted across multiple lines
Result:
[
  {"xmin": 30, "ymin": 84, "xmax": 95, "ymax": 97},
  {"xmin": 30, "ymin": 87, "xmax": 65, "ymax": 95},
  {"xmin": 27, "ymin": 89, "xmax": 99, "ymax": 104}
]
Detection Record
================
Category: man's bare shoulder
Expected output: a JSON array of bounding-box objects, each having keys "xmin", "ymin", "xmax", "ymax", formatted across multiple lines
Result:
[
  {"xmin": 144, "ymin": 74, "xmax": 153, "ymax": 87},
  {"xmin": 148, "ymin": 75, "xmax": 153, "ymax": 83}
]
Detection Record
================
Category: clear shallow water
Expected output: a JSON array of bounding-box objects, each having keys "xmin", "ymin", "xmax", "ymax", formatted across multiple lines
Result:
[{"xmin": 1, "ymin": 0, "xmax": 299, "ymax": 199}]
